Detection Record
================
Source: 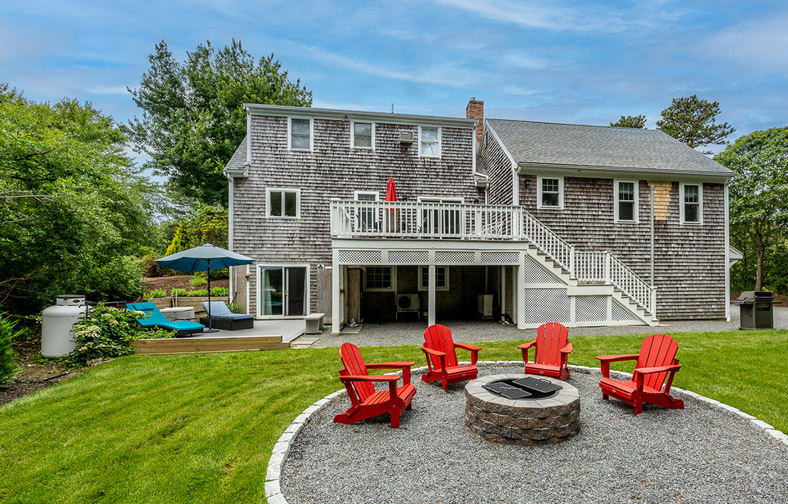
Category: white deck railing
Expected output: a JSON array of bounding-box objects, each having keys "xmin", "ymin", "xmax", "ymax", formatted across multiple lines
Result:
[{"xmin": 330, "ymin": 199, "xmax": 655, "ymax": 316}]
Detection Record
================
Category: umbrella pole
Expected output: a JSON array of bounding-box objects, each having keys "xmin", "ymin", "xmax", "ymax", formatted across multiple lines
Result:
[{"xmin": 204, "ymin": 264, "xmax": 218, "ymax": 333}]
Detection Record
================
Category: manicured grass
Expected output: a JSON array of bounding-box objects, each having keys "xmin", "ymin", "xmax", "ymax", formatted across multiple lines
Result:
[{"xmin": 0, "ymin": 329, "xmax": 785, "ymax": 503}]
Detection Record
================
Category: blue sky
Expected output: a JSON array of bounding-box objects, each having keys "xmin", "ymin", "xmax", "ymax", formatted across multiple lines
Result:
[{"xmin": 2, "ymin": 0, "xmax": 787, "ymax": 157}]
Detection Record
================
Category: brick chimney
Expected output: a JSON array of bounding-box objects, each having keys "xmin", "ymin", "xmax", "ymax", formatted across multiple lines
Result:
[{"xmin": 466, "ymin": 98, "xmax": 484, "ymax": 143}]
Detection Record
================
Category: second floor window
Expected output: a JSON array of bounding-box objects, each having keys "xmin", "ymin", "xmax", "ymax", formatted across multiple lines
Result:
[
  {"xmin": 615, "ymin": 181, "xmax": 638, "ymax": 222},
  {"xmin": 289, "ymin": 118, "xmax": 311, "ymax": 151},
  {"xmin": 267, "ymin": 189, "xmax": 299, "ymax": 218},
  {"xmin": 681, "ymin": 183, "xmax": 702, "ymax": 224},
  {"xmin": 420, "ymin": 126, "xmax": 441, "ymax": 157},
  {"xmin": 352, "ymin": 121, "xmax": 373, "ymax": 149},
  {"xmin": 537, "ymin": 176, "xmax": 563, "ymax": 209}
]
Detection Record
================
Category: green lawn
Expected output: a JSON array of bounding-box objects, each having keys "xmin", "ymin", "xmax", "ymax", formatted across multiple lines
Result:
[{"xmin": 1, "ymin": 329, "xmax": 786, "ymax": 503}]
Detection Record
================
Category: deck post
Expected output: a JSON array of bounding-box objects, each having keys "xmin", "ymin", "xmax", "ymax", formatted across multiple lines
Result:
[
  {"xmin": 331, "ymin": 249, "xmax": 341, "ymax": 336},
  {"xmin": 428, "ymin": 264, "xmax": 436, "ymax": 326},
  {"xmin": 517, "ymin": 252, "xmax": 526, "ymax": 329}
]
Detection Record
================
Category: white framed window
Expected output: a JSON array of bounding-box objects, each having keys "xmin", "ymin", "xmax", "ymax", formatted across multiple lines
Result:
[
  {"xmin": 363, "ymin": 266, "xmax": 396, "ymax": 292},
  {"xmin": 418, "ymin": 196, "xmax": 463, "ymax": 235},
  {"xmin": 288, "ymin": 117, "xmax": 313, "ymax": 151},
  {"xmin": 418, "ymin": 266, "xmax": 450, "ymax": 291},
  {"xmin": 419, "ymin": 126, "xmax": 441, "ymax": 158},
  {"xmin": 351, "ymin": 121, "xmax": 374, "ymax": 149},
  {"xmin": 614, "ymin": 180, "xmax": 639, "ymax": 223},
  {"xmin": 537, "ymin": 176, "xmax": 563, "ymax": 209},
  {"xmin": 266, "ymin": 188, "xmax": 300, "ymax": 218},
  {"xmin": 354, "ymin": 190, "xmax": 379, "ymax": 231},
  {"xmin": 680, "ymin": 183, "xmax": 703, "ymax": 224}
]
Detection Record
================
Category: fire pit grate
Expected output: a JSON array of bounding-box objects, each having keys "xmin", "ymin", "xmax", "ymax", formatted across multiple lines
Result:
[{"xmin": 482, "ymin": 376, "xmax": 563, "ymax": 400}]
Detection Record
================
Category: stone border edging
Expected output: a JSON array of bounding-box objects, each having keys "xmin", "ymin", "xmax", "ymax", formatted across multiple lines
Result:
[{"xmin": 264, "ymin": 361, "xmax": 787, "ymax": 504}]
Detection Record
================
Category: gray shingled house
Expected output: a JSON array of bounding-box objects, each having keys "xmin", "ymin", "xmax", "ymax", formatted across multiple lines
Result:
[{"xmin": 224, "ymin": 100, "xmax": 735, "ymax": 335}]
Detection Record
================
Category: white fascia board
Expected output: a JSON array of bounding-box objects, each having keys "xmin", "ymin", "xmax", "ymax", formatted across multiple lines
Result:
[
  {"xmin": 485, "ymin": 120, "xmax": 519, "ymax": 204},
  {"xmin": 516, "ymin": 162, "xmax": 734, "ymax": 183},
  {"xmin": 244, "ymin": 104, "xmax": 475, "ymax": 130}
]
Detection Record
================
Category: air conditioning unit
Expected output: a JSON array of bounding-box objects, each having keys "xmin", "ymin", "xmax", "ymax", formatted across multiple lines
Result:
[
  {"xmin": 397, "ymin": 294, "xmax": 420, "ymax": 310},
  {"xmin": 477, "ymin": 294, "xmax": 493, "ymax": 320},
  {"xmin": 399, "ymin": 131, "xmax": 415, "ymax": 144}
]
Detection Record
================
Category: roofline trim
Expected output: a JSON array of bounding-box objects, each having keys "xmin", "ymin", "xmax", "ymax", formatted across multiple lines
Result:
[
  {"xmin": 516, "ymin": 162, "xmax": 734, "ymax": 183},
  {"xmin": 244, "ymin": 104, "xmax": 476, "ymax": 129}
]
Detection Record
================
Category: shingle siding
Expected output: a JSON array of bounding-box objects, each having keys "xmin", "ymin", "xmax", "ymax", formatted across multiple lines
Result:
[
  {"xmin": 232, "ymin": 114, "xmax": 481, "ymax": 314},
  {"xmin": 482, "ymin": 126, "xmax": 514, "ymax": 205},
  {"xmin": 519, "ymin": 175, "xmax": 726, "ymax": 320}
]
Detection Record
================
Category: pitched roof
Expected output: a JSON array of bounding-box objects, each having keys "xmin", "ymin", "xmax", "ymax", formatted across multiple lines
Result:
[
  {"xmin": 224, "ymin": 136, "xmax": 248, "ymax": 176},
  {"xmin": 487, "ymin": 119, "xmax": 733, "ymax": 179}
]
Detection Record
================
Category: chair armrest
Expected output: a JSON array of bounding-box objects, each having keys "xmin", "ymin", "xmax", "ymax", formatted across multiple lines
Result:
[
  {"xmin": 560, "ymin": 343, "xmax": 573, "ymax": 354},
  {"xmin": 421, "ymin": 347, "xmax": 446, "ymax": 357},
  {"xmin": 517, "ymin": 341, "xmax": 536, "ymax": 350},
  {"xmin": 634, "ymin": 364, "xmax": 682, "ymax": 375},
  {"xmin": 366, "ymin": 362, "xmax": 415, "ymax": 369},
  {"xmin": 339, "ymin": 374, "xmax": 399, "ymax": 383},
  {"xmin": 596, "ymin": 354, "xmax": 639, "ymax": 362},
  {"xmin": 454, "ymin": 343, "xmax": 480, "ymax": 365}
]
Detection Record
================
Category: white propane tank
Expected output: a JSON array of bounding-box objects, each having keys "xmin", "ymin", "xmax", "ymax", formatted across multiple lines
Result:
[{"xmin": 41, "ymin": 295, "xmax": 87, "ymax": 358}]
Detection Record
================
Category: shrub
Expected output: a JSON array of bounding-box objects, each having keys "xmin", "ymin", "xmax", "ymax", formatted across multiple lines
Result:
[
  {"xmin": 145, "ymin": 288, "xmax": 167, "ymax": 299},
  {"xmin": 190, "ymin": 274, "xmax": 207, "ymax": 287},
  {"xmin": 174, "ymin": 288, "xmax": 230, "ymax": 297},
  {"xmin": 227, "ymin": 303, "xmax": 244, "ymax": 314},
  {"xmin": 0, "ymin": 313, "xmax": 23, "ymax": 387},
  {"xmin": 140, "ymin": 255, "xmax": 173, "ymax": 277},
  {"xmin": 172, "ymin": 288, "xmax": 187, "ymax": 297},
  {"xmin": 65, "ymin": 305, "xmax": 173, "ymax": 366}
]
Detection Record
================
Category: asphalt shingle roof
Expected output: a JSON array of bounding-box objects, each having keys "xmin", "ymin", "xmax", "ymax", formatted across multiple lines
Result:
[
  {"xmin": 487, "ymin": 119, "xmax": 733, "ymax": 177},
  {"xmin": 224, "ymin": 136, "xmax": 247, "ymax": 173}
]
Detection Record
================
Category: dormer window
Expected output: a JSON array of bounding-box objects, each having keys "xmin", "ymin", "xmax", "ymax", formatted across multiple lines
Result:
[{"xmin": 289, "ymin": 118, "xmax": 312, "ymax": 151}]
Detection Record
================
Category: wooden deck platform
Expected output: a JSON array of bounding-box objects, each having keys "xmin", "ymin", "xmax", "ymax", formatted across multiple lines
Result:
[{"xmin": 131, "ymin": 334, "xmax": 290, "ymax": 355}]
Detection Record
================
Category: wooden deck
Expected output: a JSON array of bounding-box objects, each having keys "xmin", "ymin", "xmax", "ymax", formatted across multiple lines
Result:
[{"xmin": 131, "ymin": 335, "xmax": 290, "ymax": 355}]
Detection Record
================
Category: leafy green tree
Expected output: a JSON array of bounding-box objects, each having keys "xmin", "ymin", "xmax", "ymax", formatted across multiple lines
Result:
[
  {"xmin": 126, "ymin": 40, "xmax": 312, "ymax": 205},
  {"xmin": 0, "ymin": 86, "xmax": 157, "ymax": 314},
  {"xmin": 657, "ymin": 95, "xmax": 735, "ymax": 154},
  {"xmin": 610, "ymin": 115, "xmax": 646, "ymax": 128},
  {"xmin": 716, "ymin": 127, "xmax": 788, "ymax": 291}
]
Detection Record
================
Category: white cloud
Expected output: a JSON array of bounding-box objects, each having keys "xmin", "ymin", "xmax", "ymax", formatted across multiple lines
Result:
[
  {"xmin": 698, "ymin": 14, "xmax": 788, "ymax": 77},
  {"xmin": 87, "ymin": 85, "xmax": 129, "ymax": 95}
]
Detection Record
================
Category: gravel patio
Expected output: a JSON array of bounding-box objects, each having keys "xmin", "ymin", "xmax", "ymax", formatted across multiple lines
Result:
[{"xmin": 280, "ymin": 363, "xmax": 788, "ymax": 504}]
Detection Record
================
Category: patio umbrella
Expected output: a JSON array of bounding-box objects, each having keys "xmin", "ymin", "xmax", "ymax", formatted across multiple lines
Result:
[
  {"xmin": 385, "ymin": 177, "xmax": 397, "ymax": 202},
  {"xmin": 385, "ymin": 177, "xmax": 398, "ymax": 233},
  {"xmin": 155, "ymin": 244, "xmax": 254, "ymax": 333}
]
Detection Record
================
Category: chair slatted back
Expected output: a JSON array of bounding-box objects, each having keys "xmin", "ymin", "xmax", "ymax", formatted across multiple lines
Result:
[
  {"xmin": 535, "ymin": 322, "xmax": 569, "ymax": 366},
  {"xmin": 423, "ymin": 324, "xmax": 458, "ymax": 370},
  {"xmin": 636, "ymin": 334, "xmax": 679, "ymax": 391},
  {"xmin": 339, "ymin": 343, "xmax": 375, "ymax": 402}
]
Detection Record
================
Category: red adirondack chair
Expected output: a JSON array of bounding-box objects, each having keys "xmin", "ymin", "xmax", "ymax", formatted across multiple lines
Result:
[
  {"xmin": 518, "ymin": 322, "xmax": 573, "ymax": 380},
  {"xmin": 333, "ymin": 343, "xmax": 417, "ymax": 428},
  {"xmin": 421, "ymin": 324, "xmax": 481, "ymax": 391},
  {"xmin": 596, "ymin": 334, "xmax": 684, "ymax": 416}
]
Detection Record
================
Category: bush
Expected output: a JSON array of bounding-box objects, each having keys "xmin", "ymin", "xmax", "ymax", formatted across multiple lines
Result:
[
  {"xmin": 65, "ymin": 305, "xmax": 173, "ymax": 366},
  {"xmin": 172, "ymin": 288, "xmax": 229, "ymax": 297},
  {"xmin": 190, "ymin": 275, "xmax": 207, "ymax": 287},
  {"xmin": 145, "ymin": 288, "xmax": 167, "ymax": 299},
  {"xmin": 140, "ymin": 255, "xmax": 173, "ymax": 277},
  {"xmin": 0, "ymin": 313, "xmax": 23, "ymax": 387},
  {"xmin": 172, "ymin": 288, "xmax": 187, "ymax": 297},
  {"xmin": 227, "ymin": 303, "xmax": 244, "ymax": 314}
]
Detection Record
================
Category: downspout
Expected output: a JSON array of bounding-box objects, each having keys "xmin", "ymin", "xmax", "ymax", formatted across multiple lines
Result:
[{"xmin": 227, "ymin": 174, "xmax": 235, "ymax": 304}]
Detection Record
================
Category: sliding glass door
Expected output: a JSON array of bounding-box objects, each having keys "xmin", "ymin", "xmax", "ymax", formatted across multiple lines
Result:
[{"xmin": 260, "ymin": 266, "xmax": 307, "ymax": 316}]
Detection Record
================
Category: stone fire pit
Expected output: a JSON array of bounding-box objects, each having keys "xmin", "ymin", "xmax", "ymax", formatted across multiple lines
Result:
[{"xmin": 465, "ymin": 374, "xmax": 580, "ymax": 445}]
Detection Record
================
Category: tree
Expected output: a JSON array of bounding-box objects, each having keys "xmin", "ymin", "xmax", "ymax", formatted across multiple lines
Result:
[
  {"xmin": 126, "ymin": 40, "xmax": 312, "ymax": 206},
  {"xmin": 716, "ymin": 127, "xmax": 788, "ymax": 291},
  {"xmin": 610, "ymin": 115, "xmax": 646, "ymax": 128},
  {"xmin": 656, "ymin": 95, "xmax": 734, "ymax": 154},
  {"xmin": 0, "ymin": 87, "xmax": 158, "ymax": 314}
]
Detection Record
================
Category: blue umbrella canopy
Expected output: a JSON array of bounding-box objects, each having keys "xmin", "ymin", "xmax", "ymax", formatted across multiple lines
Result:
[{"xmin": 154, "ymin": 243, "xmax": 254, "ymax": 273}]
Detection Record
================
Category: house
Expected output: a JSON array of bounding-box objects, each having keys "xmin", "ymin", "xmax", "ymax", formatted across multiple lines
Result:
[{"xmin": 224, "ymin": 99, "xmax": 735, "ymax": 335}]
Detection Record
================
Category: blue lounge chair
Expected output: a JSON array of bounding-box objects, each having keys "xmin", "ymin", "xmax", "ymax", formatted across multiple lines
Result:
[
  {"xmin": 126, "ymin": 302, "xmax": 205, "ymax": 337},
  {"xmin": 201, "ymin": 301, "xmax": 254, "ymax": 330}
]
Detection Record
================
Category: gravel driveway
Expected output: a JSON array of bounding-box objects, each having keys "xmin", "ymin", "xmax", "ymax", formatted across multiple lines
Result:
[
  {"xmin": 312, "ymin": 305, "xmax": 788, "ymax": 348},
  {"xmin": 281, "ymin": 364, "xmax": 788, "ymax": 504}
]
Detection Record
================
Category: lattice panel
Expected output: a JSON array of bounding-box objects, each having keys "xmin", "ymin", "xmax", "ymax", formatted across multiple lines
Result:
[
  {"xmin": 523, "ymin": 256, "xmax": 562, "ymax": 284},
  {"xmin": 612, "ymin": 300, "xmax": 639, "ymax": 321},
  {"xmin": 337, "ymin": 249, "xmax": 382, "ymax": 265},
  {"xmin": 575, "ymin": 296, "xmax": 607, "ymax": 323},
  {"xmin": 523, "ymin": 289, "xmax": 571, "ymax": 324},
  {"xmin": 387, "ymin": 250, "xmax": 429, "ymax": 265},
  {"xmin": 480, "ymin": 251, "xmax": 519, "ymax": 265},
  {"xmin": 435, "ymin": 251, "xmax": 475, "ymax": 264}
]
